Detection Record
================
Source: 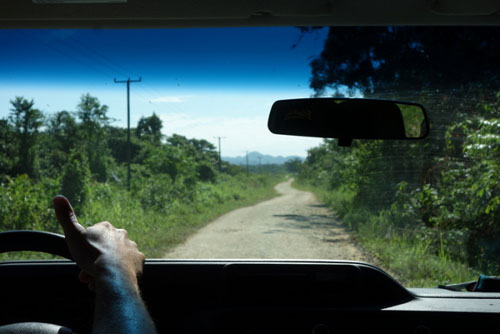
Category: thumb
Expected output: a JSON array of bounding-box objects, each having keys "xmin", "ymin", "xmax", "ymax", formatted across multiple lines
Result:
[{"xmin": 53, "ymin": 195, "xmax": 86, "ymax": 237}]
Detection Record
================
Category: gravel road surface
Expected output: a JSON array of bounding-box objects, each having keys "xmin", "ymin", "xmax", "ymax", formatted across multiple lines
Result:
[{"xmin": 165, "ymin": 179, "xmax": 369, "ymax": 261}]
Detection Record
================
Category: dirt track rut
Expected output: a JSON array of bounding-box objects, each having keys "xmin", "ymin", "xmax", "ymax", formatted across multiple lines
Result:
[{"xmin": 164, "ymin": 179, "xmax": 369, "ymax": 260}]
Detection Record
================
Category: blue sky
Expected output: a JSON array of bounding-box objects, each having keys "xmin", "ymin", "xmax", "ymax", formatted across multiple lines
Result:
[{"xmin": 0, "ymin": 28, "xmax": 327, "ymax": 157}]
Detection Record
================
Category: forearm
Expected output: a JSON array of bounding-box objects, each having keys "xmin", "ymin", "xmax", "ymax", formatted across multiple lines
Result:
[
  {"xmin": 53, "ymin": 196, "xmax": 154, "ymax": 333},
  {"xmin": 92, "ymin": 270, "xmax": 156, "ymax": 334}
]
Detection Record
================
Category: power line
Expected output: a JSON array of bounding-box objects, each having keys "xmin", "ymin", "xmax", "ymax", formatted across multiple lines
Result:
[{"xmin": 114, "ymin": 77, "xmax": 142, "ymax": 191}]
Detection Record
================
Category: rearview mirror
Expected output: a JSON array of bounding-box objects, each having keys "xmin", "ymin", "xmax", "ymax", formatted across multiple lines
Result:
[{"xmin": 268, "ymin": 98, "xmax": 429, "ymax": 146}]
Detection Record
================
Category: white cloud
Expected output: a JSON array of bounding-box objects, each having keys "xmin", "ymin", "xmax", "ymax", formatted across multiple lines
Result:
[{"xmin": 150, "ymin": 96, "xmax": 185, "ymax": 103}]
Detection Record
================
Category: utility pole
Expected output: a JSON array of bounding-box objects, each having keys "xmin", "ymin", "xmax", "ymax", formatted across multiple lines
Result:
[
  {"xmin": 114, "ymin": 77, "xmax": 142, "ymax": 191},
  {"xmin": 246, "ymin": 151, "xmax": 249, "ymax": 176},
  {"xmin": 214, "ymin": 136, "xmax": 226, "ymax": 172}
]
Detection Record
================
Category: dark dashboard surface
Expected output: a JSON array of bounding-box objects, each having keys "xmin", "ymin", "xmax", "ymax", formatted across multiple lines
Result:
[{"xmin": 1, "ymin": 260, "xmax": 499, "ymax": 333}]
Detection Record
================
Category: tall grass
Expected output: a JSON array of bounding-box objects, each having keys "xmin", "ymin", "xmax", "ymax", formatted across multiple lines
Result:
[
  {"xmin": 82, "ymin": 174, "xmax": 283, "ymax": 257},
  {"xmin": 1, "ymin": 173, "xmax": 283, "ymax": 260},
  {"xmin": 293, "ymin": 179, "xmax": 479, "ymax": 287}
]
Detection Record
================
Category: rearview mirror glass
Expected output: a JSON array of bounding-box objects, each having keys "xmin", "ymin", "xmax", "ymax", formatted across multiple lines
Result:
[{"xmin": 268, "ymin": 98, "xmax": 429, "ymax": 143}]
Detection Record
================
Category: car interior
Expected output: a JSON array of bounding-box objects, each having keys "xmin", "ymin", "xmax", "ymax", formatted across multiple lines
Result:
[{"xmin": 1, "ymin": 1, "xmax": 500, "ymax": 333}]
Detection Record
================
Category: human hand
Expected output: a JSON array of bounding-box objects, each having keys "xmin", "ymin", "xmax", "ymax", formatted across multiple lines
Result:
[{"xmin": 52, "ymin": 195, "xmax": 145, "ymax": 291}]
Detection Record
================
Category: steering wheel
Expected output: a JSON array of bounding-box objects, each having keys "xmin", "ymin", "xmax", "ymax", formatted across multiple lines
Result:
[
  {"xmin": 0, "ymin": 230, "xmax": 73, "ymax": 260},
  {"xmin": 0, "ymin": 230, "xmax": 76, "ymax": 333},
  {"xmin": 0, "ymin": 322, "xmax": 74, "ymax": 334}
]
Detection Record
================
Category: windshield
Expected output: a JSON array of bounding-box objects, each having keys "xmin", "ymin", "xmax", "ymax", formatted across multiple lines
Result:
[{"xmin": 0, "ymin": 27, "xmax": 499, "ymax": 288}]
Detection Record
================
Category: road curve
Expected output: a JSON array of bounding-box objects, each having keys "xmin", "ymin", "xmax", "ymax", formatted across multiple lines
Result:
[{"xmin": 164, "ymin": 179, "xmax": 369, "ymax": 261}]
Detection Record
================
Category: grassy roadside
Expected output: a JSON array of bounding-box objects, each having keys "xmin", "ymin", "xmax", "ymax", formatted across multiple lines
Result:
[
  {"xmin": 0, "ymin": 173, "xmax": 284, "ymax": 261},
  {"xmin": 292, "ymin": 179, "xmax": 478, "ymax": 287},
  {"xmin": 119, "ymin": 173, "xmax": 285, "ymax": 257}
]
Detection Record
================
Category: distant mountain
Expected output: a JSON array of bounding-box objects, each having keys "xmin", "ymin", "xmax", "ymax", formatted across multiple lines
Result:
[{"xmin": 222, "ymin": 151, "xmax": 304, "ymax": 165}]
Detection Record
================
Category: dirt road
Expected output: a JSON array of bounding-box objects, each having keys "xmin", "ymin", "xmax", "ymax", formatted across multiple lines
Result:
[{"xmin": 165, "ymin": 179, "xmax": 369, "ymax": 261}]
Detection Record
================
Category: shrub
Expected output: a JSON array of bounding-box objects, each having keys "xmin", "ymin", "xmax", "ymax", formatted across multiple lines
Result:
[{"xmin": 61, "ymin": 150, "xmax": 90, "ymax": 213}]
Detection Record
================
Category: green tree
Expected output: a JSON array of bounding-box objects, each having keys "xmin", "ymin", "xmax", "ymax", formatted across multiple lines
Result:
[
  {"xmin": 167, "ymin": 134, "xmax": 218, "ymax": 164},
  {"xmin": 301, "ymin": 27, "xmax": 500, "ymax": 269},
  {"xmin": 284, "ymin": 158, "xmax": 303, "ymax": 174},
  {"xmin": 8, "ymin": 97, "xmax": 44, "ymax": 178},
  {"xmin": 108, "ymin": 126, "xmax": 142, "ymax": 165},
  {"xmin": 76, "ymin": 94, "xmax": 110, "ymax": 182},
  {"xmin": 308, "ymin": 27, "xmax": 500, "ymax": 180},
  {"xmin": 304, "ymin": 27, "xmax": 500, "ymax": 202},
  {"xmin": 39, "ymin": 111, "xmax": 79, "ymax": 177},
  {"xmin": 166, "ymin": 134, "xmax": 219, "ymax": 182},
  {"xmin": 309, "ymin": 27, "xmax": 500, "ymax": 96},
  {"xmin": 136, "ymin": 113, "xmax": 163, "ymax": 145},
  {"xmin": 142, "ymin": 144, "xmax": 196, "ymax": 183},
  {"xmin": 48, "ymin": 111, "xmax": 78, "ymax": 154},
  {"xmin": 0, "ymin": 119, "xmax": 17, "ymax": 175}
]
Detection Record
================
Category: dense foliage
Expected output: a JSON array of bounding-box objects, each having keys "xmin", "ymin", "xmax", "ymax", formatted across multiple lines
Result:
[
  {"xmin": 297, "ymin": 27, "xmax": 500, "ymax": 283},
  {"xmin": 0, "ymin": 94, "xmax": 280, "ymax": 257}
]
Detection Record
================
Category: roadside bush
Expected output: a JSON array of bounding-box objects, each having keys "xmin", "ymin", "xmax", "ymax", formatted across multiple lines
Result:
[
  {"xmin": 61, "ymin": 150, "xmax": 90, "ymax": 213},
  {"xmin": 296, "ymin": 94, "xmax": 500, "ymax": 282},
  {"xmin": 137, "ymin": 174, "xmax": 175, "ymax": 214},
  {"xmin": 0, "ymin": 175, "xmax": 59, "ymax": 233}
]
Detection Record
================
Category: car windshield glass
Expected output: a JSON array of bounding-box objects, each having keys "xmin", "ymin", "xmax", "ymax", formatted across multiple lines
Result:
[{"xmin": 0, "ymin": 27, "xmax": 499, "ymax": 288}]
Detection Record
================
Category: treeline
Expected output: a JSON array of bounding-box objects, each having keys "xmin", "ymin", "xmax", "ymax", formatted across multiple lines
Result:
[
  {"xmin": 0, "ymin": 94, "xmax": 279, "ymax": 256},
  {"xmin": 298, "ymin": 92, "xmax": 500, "ymax": 270},
  {"xmin": 296, "ymin": 26, "xmax": 500, "ymax": 285}
]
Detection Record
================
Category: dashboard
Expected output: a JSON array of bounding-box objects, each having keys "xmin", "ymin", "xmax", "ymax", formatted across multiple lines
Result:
[{"xmin": 1, "ymin": 260, "xmax": 499, "ymax": 333}]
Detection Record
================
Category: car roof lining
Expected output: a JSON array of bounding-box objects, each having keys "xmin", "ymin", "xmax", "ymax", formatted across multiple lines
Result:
[{"xmin": 1, "ymin": 0, "xmax": 500, "ymax": 28}]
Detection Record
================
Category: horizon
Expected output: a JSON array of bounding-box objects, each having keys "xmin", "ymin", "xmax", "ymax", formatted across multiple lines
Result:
[
  {"xmin": 223, "ymin": 150, "xmax": 305, "ymax": 157},
  {"xmin": 0, "ymin": 28, "xmax": 327, "ymax": 157},
  {"xmin": 222, "ymin": 151, "xmax": 304, "ymax": 166}
]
